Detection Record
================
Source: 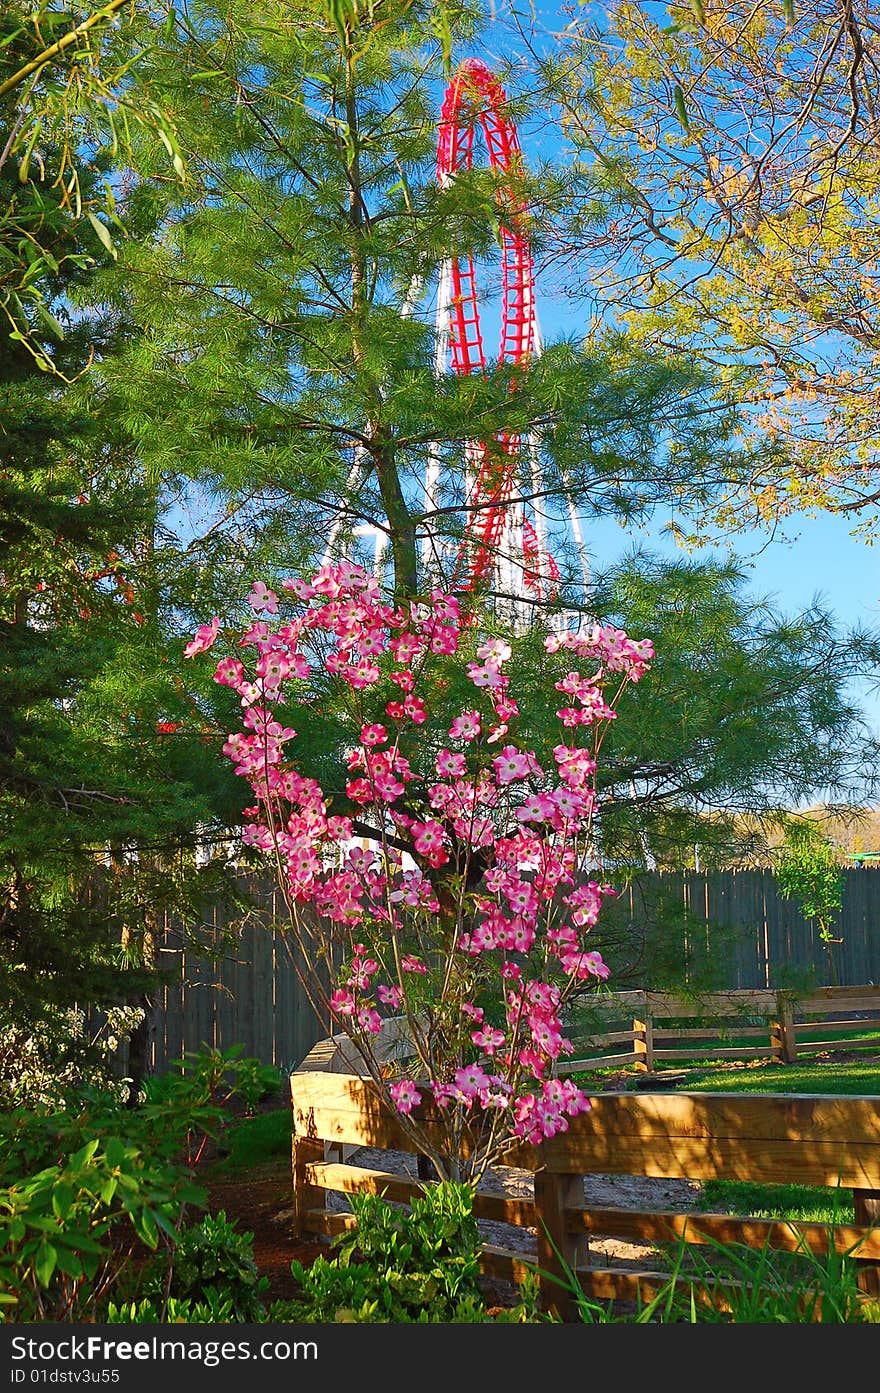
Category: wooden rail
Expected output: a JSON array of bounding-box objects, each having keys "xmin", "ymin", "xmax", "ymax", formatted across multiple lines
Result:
[
  {"xmin": 561, "ymin": 986, "xmax": 880, "ymax": 1074},
  {"xmin": 290, "ymin": 1070, "xmax": 880, "ymax": 1320}
]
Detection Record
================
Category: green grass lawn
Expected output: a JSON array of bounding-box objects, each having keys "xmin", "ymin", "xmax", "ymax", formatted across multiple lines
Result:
[
  {"xmin": 576, "ymin": 1055, "xmax": 880, "ymax": 1096},
  {"xmin": 212, "ymin": 1106, "xmax": 292, "ymax": 1173},
  {"xmin": 659, "ymin": 1057, "xmax": 880, "ymax": 1095},
  {"xmin": 571, "ymin": 1055, "xmax": 880, "ymax": 1224}
]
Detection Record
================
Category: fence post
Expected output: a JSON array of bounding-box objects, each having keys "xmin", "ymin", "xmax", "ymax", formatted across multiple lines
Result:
[
  {"xmin": 853, "ymin": 1190, "xmax": 880, "ymax": 1298},
  {"xmin": 533, "ymin": 1165, "xmax": 587, "ymax": 1321},
  {"xmin": 771, "ymin": 991, "xmax": 797, "ymax": 1064},
  {"xmin": 290, "ymin": 1088, "xmax": 326, "ymax": 1240},
  {"xmin": 633, "ymin": 1010, "xmax": 654, "ymax": 1073}
]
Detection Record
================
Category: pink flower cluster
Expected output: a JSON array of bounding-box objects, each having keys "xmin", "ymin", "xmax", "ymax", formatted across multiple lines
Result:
[{"xmin": 186, "ymin": 562, "xmax": 653, "ymax": 1153}]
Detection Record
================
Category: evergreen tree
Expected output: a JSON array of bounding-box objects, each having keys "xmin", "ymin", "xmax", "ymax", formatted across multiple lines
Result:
[
  {"xmin": 98, "ymin": 0, "xmax": 757, "ymax": 614},
  {"xmin": 0, "ymin": 11, "xmax": 243, "ymax": 1076},
  {"xmin": 100, "ymin": 0, "xmax": 879, "ymax": 868},
  {"xmin": 585, "ymin": 552, "xmax": 880, "ymax": 868}
]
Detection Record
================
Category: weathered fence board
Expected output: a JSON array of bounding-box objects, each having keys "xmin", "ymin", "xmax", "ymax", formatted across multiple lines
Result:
[
  {"xmin": 616, "ymin": 868, "xmax": 880, "ymax": 990},
  {"xmin": 147, "ymin": 893, "xmax": 328, "ymax": 1074}
]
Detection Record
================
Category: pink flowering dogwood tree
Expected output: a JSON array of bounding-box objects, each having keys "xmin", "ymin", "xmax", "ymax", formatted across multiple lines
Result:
[{"xmin": 186, "ymin": 562, "xmax": 653, "ymax": 1182}]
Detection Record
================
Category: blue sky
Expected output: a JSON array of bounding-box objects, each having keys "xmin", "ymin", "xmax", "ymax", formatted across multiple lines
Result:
[{"xmin": 581, "ymin": 507, "xmax": 880, "ymax": 737}]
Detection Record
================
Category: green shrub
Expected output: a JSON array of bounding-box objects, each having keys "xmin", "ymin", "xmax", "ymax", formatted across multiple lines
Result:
[
  {"xmin": 0, "ymin": 1137, "xmax": 204, "ymax": 1322},
  {"xmin": 0, "ymin": 1004, "xmax": 147, "ymax": 1111},
  {"xmin": 270, "ymin": 1181, "xmax": 542, "ymax": 1323},
  {"xmin": 140, "ymin": 1210, "xmax": 269, "ymax": 1321},
  {"xmin": 0, "ymin": 1046, "xmax": 271, "ymax": 1322},
  {"xmin": 106, "ymin": 1294, "xmax": 237, "ymax": 1323}
]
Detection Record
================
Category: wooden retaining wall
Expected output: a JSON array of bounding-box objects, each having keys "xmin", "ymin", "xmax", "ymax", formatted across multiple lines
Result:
[{"xmin": 289, "ymin": 1071, "xmax": 880, "ymax": 1319}]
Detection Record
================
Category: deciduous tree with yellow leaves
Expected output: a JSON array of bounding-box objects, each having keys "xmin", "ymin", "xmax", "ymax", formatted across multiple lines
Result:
[{"xmin": 540, "ymin": 0, "xmax": 880, "ymax": 533}]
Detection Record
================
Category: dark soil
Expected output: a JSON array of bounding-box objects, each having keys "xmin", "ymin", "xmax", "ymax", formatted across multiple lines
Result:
[{"xmin": 202, "ymin": 1162, "xmax": 324, "ymax": 1303}]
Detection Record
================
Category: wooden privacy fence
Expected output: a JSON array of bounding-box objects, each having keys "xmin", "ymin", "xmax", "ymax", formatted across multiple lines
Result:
[
  {"xmin": 139, "ymin": 868, "xmax": 880, "ymax": 1073},
  {"xmin": 563, "ymin": 985, "xmax": 880, "ymax": 1073},
  {"xmin": 289, "ymin": 1071, "xmax": 880, "ymax": 1319},
  {"xmin": 618, "ymin": 867, "xmax": 880, "ymax": 989},
  {"xmin": 146, "ymin": 887, "xmax": 328, "ymax": 1073}
]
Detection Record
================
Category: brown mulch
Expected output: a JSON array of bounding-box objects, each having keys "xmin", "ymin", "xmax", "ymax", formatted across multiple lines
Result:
[{"xmin": 202, "ymin": 1166, "xmax": 323, "ymax": 1303}]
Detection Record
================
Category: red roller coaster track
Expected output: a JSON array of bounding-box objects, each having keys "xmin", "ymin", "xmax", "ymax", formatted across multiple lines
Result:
[{"xmin": 436, "ymin": 58, "xmax": 559, "ymax": 601}]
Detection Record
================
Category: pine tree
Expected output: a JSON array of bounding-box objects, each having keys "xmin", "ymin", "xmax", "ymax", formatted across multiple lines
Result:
[
  {"xmin": 98, "ymin": 0, "xmax": 754, "ymax": 612},
  {"xmin": 98, "ymin": 0, "xmax": 879, "ymax": 867}
]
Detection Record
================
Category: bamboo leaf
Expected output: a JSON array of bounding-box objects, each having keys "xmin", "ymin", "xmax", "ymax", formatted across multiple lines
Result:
[
  {"xmin": 86, "ymin": 212, "xmax": 117, "ymax": 260},
  {"xmin": 673, "ymin": 85, "xmax": 690, "ymax": 131}
]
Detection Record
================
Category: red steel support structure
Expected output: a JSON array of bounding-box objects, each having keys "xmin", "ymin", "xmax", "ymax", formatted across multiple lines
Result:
[{"xmin": 434, "ymin": 58, "xmax": 560, "ymax": 614}]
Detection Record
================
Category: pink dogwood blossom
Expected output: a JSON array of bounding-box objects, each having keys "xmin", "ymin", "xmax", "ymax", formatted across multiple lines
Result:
[
  {"xmin": 184, "ymin": 616, "xmax": 219, "ymax": 658},
  {"xmin": 187, "ymin": 560, "xmax": 653, "ymax": 1178}
]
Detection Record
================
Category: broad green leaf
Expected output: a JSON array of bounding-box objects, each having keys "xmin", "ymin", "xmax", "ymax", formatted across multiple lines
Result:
[
  {"xmin": 53, "ymin": 1249, "xmax": 84, "ymax": 1280},
  {"xmin": 35, "ymin": 1243, "xmax": 57, "ymax": 1287},
  {"xmin": 135, "ymin": 1208, "xmax": 159, "ymax": 1248},
  {"xmin": 86, "ymin": 213, "xmax": 117, "ymax": 260},
  {"xmin": 51, "ymin": 1182, "xmax": 74, "ymax": 1219},
  {"xmin": 70, "ymin": 1141, "xmax": 100, "ymax": 1169},
  {"xmin": 37, "ymin": 305, "xmax": 65, "ymax": 342}
]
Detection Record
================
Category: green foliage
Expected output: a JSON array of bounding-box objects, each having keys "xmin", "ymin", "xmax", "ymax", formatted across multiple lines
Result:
[
  {"xmin": 139, "ymin": 1045, "xmax": 283, "ymax": 1168},
  {"xmin": 0, "ymin": 1, "xmax": 186, "ymax": 371},
  {"xmin": 0, "ymin": 107, "xmax": 246, "ymax": 1060},
  {"xmin": 776, "ymin": 822, "xmax": 845, "ymax": 923},
  {"xmin": 547, "ymin": 1230, "xmax": 878, "ymax": 1324},
  {"xmin": 645, "ymin": 1234, "xmax": 876, "ymax": 1324},
  {"xmin": 0, "ymin": 1045, "xmax": 274, "ymax": 1322},
  {"xmin": 0, "ymin": 1003, "xmax": 146, "ymax": 1110},
  {"xmin": 274, "ymin": 1181, "xmax": 538, "ymax": 1323},
  {"xmin": 775, "ymin": 822, "xmax": 846, "ymax": 984},
  {"xmin": 0, "ymin": 1118, "xmax": 205, "ymax": 1322},
  {"xmin": 0, "ymin": 1138, "xmax": 204, "ymax": 1321},
  {"xmin": 90, "ymin": 0, "xmax": 761, "ymax": 620},
  {"xmin": 232, "ymin": 1060, "xmax": 285, "ymax": 1116},
  {"xmin": 105, "ymin": 1294, "xmax": 237, "ymax": 1323},
  {"xmin": 140, "ymin": 1210, "xmax": 269, "ymax": 1322},
  {"xmin": 587, "ymin": 553, "xmax": 880, "ymax": 868},
  {"xmin": 211, "ymin": 1107, "xmax": 292, "ymax": 1174}
]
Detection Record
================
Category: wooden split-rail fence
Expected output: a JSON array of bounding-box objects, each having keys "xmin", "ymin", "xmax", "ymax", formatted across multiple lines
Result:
[
  {"xmin": 562, "ymin": 985, "xmax": 880, "ymax": 1074},
  {"xmin": 289, "ymin": 1068, "xmax": 880, "ymax": 1320}
]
